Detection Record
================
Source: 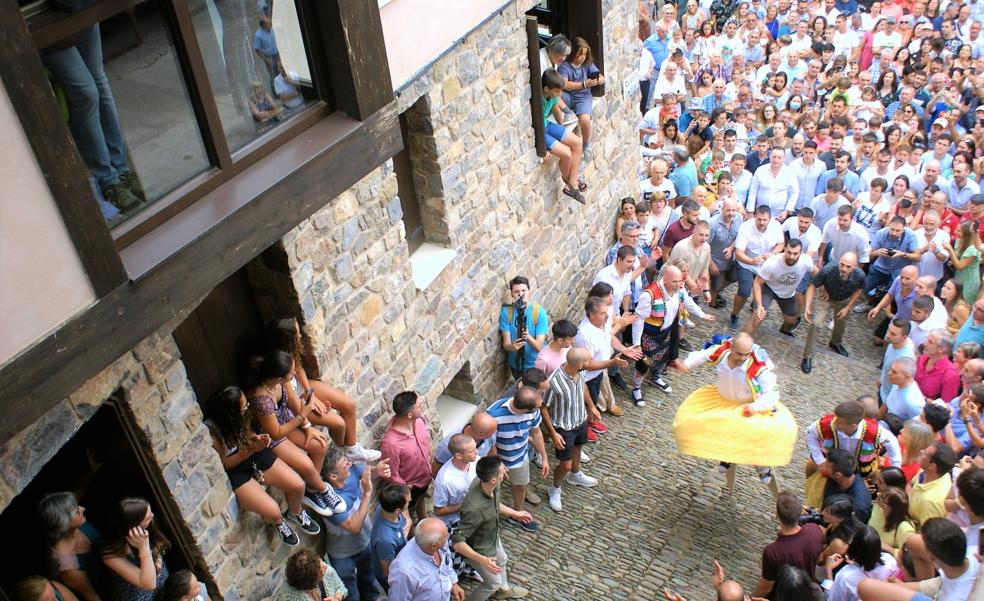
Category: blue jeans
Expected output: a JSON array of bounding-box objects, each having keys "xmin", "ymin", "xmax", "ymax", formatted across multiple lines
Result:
[
  {"xmin": 43, "ymin": 24, "xmax": 128, "ymax": 189},
  {"xmin": 329, "ymin": 546, "xmax": 379, "ymax": 601}
]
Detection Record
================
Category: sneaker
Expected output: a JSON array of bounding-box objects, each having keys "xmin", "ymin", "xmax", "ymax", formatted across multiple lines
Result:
[
  {"xmin": 319, "ymin": 486, "xmax": 347, "ymax": 514},
  {"xmin": 678, "ymin": 338, "xmax": 693, "ymax": 351},
  {"xmin": 632, "ymin": 387, "xmax": 646, "ymax": 407},
  {"xmin": 712, "ymin": 297, "xmax": 727, "ymax": 309},
  {"xmin": 102, "ymin": 183, "xmax": 142, "ymax": 213},
  {"xmin": 531, "ymin": 452, "xmax": 543, "ymax": 469},
  {"xmin": 589, "ymin": 420, "xmax": 608, "ymax": 434},
  {"xmin": 275, "ymin": 518, "xmax": 300, "ymax": 546},
  {"xmin": 789, "ymin": 317, "xmax": 802, "ymax": 333},
  {"xmin": 345, "ymin": 443, "xmax": 382, "ymax": 463},
  {"xmin": 493, "ymin": 586, "xmax": 530, "ymax": 599},
  {"xmin": 586, "ymin": 428, "xmax": 599, "ymax": 443},
  {"xmin": 717, "ymin": 462, "xmax": 733, "ymax": 474},
  {"xmin": 118, "ymin": 170, "xmax": 146, "ymax": 202},
  {"xmin": 583, "ymin": 147, "xmax": 593, "ymax": 162},
  {"xmin": 682, "ymin": 318, "xmax": 696, "ymax": 328},
  {"xmin": 729, "ymin": 314, "xmax": 739, "ymax": 330},
  {"xmin": 580, "ymin": 449, "xmax": 591, "ymax": 463},
  {"xmin": 652, "ymin": 376, "xmax": 673, "ymax": 393},
  {"xmin": 853, "ymin": 303, "xmax": 872, "ymax": 314},
  {"xmin": 286, "ymin": 510, "xmax": 321, "ymax": 536},
  {"xmin": 507, "ymin": 517, "xmax": 539, "ymax": 533},
  {"xmin": 756, "ymin": 467, "xmax": 773, "ymax": 484},
  {"xmin": 303, "ymin": 488, "xmax": 334, "ymax": 517},
  {"xmin": 547, "ymin": 486, "xmax": 563, "ymax": 512},
  {"xmin": 566, "ymin": 471, "xmax": 599, "ymax": 487},
  {"xmin": 827, "ymin": 319, "xmax": 834, "ymax": 330}
]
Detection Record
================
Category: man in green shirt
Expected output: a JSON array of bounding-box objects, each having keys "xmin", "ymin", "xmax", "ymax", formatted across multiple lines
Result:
[{"xmin": 452, "ymin": 456, "xmax": 532, "ymax": 600}]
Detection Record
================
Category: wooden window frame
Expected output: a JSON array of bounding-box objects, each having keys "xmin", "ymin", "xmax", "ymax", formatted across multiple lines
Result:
[
  {"xmin": 524, "ymin": 0, "xmax": 605, "ymax": 159},
  {"xmin": 395, "ymin": 113, "xmax": 424, "ymax": 254}
]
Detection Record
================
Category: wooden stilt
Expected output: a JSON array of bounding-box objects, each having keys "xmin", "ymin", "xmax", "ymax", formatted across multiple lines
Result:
[{"xmin": 725, "ymin": 464, "xmax": 737, "ymax": 495}]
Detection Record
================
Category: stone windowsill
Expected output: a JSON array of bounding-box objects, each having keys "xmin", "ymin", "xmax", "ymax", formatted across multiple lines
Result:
[{"xmin": 409, "ymin": 242, "xmax": 456, "ymax": 290}]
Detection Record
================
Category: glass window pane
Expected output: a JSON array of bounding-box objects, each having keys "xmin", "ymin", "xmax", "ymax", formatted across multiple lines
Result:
[
  {"xmin": 38, "ymin": 4, "xmax": 211, "ymax": 226},
  {"xmin": 188, "ymin": 0, "xmax": 317, "ymax": 153}
]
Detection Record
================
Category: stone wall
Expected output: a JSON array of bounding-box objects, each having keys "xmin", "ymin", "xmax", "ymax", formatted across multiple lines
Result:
[{"xmin": 286, "ymin": 0, "xmax": 642, "ymax": 435}]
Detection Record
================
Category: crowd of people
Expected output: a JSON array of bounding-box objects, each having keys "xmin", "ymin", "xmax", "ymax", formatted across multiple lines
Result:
[{"xmin": 14, "ymin": 0, "xmax": 984, "ymax": 598}]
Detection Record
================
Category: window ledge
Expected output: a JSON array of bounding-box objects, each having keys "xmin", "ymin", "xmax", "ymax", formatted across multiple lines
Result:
[{"xmin": 409, "ymin": 243, "xmax": 456, "ymax": 290}]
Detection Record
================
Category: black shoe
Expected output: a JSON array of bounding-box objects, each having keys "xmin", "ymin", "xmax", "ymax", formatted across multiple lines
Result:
[
  {"xmin": 303, "ymin": 489, "xmax": 333, "ymax": 517},
  {"xmin": 778, "ymin": 326, "xmax": 795, "ymax": 337},
  {"xmin": 609, "ymin": 372, "xmax": 628, "ymax": 391},
  {"xmin": 712, "ymin": 297, "xmax": 727, "ymax": 309},
  {"xmin": 286, "ymin": 510, "xmax": 321, "ymax": 536},
  {"xmin": 678, "ymin": 338, "xmax": 693, "ymax": 351},
  {"xmin": 275, "ymin": 518, "xmax": 300, "ymax": 546},
  {"xmin": 828, "ymin": 342, "xmax": 849, "ymax": 357},
  {"xmin": 801, "ymin": 357, "xmax": 813, "ymax": 374},
  {"xmin": 789, "ymin": 317, "xmax": 802, "ymax": 333},
  {"xmin": 508, "ymin": 517, "xmax": 539, "ymax": 533}
]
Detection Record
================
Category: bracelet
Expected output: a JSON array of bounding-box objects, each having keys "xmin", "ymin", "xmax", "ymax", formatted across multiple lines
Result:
[{"xmin": 300, "ymin": 422, "xmax": 311, "ymax": 430}]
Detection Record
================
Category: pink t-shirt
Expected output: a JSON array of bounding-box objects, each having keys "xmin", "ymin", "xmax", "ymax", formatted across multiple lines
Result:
[
  {"xmin": 379, "ymin": 417, "xmax": 434, "ymax": 489},
  {"xmin": 534, "ymin": 345, "xmax": 569, "ymax": 376}
]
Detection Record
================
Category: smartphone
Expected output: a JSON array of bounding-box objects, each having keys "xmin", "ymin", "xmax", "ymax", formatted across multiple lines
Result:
[
  {"xmin": 588, "ymin": 69, "xmax": 601, "ymax": 79},
  {"xmin": 979, "ymin": 529, "xmax": 983, "ymax": 557}
]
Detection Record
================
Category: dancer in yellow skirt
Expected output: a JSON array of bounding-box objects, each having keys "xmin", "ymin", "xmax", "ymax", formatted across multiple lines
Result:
[{"xmin": 672, "ymin": 332, "xmax": 797, "ymax": 489}]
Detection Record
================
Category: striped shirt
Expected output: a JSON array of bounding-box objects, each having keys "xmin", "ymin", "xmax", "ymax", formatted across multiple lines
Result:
[
  {"xmin": 543, "ymin": 367, "xmax": 587, "ymax": 431},
  {"xmin": 486, "ymin": 396, "xmax": 542, "ymax": 469}
]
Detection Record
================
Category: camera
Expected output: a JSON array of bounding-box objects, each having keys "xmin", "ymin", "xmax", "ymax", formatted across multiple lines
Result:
[{"xmin": 798, "ymin": 506, "xmax": 825, "ymax": 526}]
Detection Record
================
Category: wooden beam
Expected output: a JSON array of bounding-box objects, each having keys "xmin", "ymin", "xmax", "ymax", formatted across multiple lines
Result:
[
  {"xmin": 0, "ymin": 1, "xmax": 128, "ymax": 297},
  {"xmin": 0, "ymin": 105, "xmax": 402, "ymax": 441},
  {"xmin": 316, "ymin": 0, "xmax": 393, "ymax": 121},
  {"xmin": 526, "ymin": 16, "xmax": 547, "ymax": 158}
]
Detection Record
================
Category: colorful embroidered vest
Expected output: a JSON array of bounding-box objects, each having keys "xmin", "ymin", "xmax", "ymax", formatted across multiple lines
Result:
[
  {"xmin": 706, "ymin": 339, "xmax": 771, "ymax": 405},
  {"xmin": 642, "ymin": 281, "xmax": 688, "ymax": 333},
  {"xmin": 816, "ymin": 413, "xmax": 881, "ymax": 475}
]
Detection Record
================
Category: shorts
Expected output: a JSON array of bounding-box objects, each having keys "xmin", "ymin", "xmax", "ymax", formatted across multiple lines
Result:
[
  {"xmin": 761, "ymin": 284, "xmax": 798, "ymax": 317},
  {"xmin": 585, "ymin": 373, "xmax": 603, "ymax": 405},
  {"xmin": 227, "ymin": 448, "xmax": 277, "ymax": 490},
  {"xmin": 554, "ymin": 422, "xmax": 589, "ymax": 461},
  {"xmin": 508, "ymin": 458, "xmax": 531, "ymax": 486},
  {"xmin": 563, "ymin": 91, "xmax": 593, "ymax": 116},
  {"xmin": 410, "ymin": 485, "xmax": 428, "ymax": 507},
  {"xmin": 911, "ymin": 595, "xmax": 932, "ymax": 601},
  {"xmin": 737, "ymin": 264, "xmax": 757, "ymax": 297},
  {"xmin": 710, "ymin": 262, "xmax": 738, "ymax": 291},
  {"xmin": 544, "ymin": 121, "xmax": 568, "ymax": 150},
  {"xmin": 796, "ymin": 273, "xmax": 811, "ymax": 294}
]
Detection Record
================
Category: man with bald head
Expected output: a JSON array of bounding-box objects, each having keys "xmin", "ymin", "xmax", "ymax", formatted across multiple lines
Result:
[
  {"xmin": 911, "ymin": 158, "xmax": 948, "ymax": 197},
  {"xmin": 631, "ymin": 264, "xmax": 716, "ymax": 403},
  {"xmin": 801, "ymin": 251, "xmax": 866, "ymax": 373},
  {"xmin": 867, "ymin": 264, "xmax": 919, "ymax": 344},
  {"xmin": 673, "ymin": 332, "xmax": 796, "ymax": 488},
  {"xmin": 540, "ymin": 347, "xmax": 601, "ymax": 512},
  {"xmin": 431, "ymin": 411, "xmax": 498, "ymax": 476},
  {"xmin": 389, "ymin": 517, "xmax": 464, "ymax": 600}
]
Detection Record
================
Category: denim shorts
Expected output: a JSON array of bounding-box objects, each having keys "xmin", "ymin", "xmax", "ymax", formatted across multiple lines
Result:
[
  {"xmin": 544, "ymin": 121, "xmax": 568, "ymax": 150},
  {"xmin": 737, "ymin": 264, "xmax": 757, "ymax": 297},
  {"xmin": 563, "ymin": 91, "xmax": 593, "ymax": 115}
]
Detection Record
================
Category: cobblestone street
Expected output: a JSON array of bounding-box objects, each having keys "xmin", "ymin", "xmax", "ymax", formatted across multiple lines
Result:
[{"xmin": 482, "ymin": 299, "xmax": 883, "ymax": 600}]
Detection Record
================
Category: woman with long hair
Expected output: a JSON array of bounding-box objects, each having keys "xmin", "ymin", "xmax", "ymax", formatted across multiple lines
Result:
[
  {"xmin": 763, "ymin": 4, "xmax": 779, "ymax": 39},
  {"xmin": 954, "ymin": 44, "xmax": 974, "ymax": 70},
  {"xmin": 615, "ymin": 197, "xmax": 637, "ymax": 240},
  {"xmin": 867, "ymin": 486, "xmax": 914, "ymax": 554},
  {"xmin": 810, "ymin": 15, "xmax": 828, "ymax": 41},
  {"xmin": 98, "ymin": 498, "xmax": 170, "ymax": 601},
  {"xmin": 773, "ymin": 566, "xmax": 825, "ymax": 601},
  {"xmin": 559, "ymin": 36, "xmax": 604, "ymax": 158},
  {"xmin": 204, "ymin": 386, "xmax": 317, "ymax": 546},
  {"xmin": 244, "ymin": 350, "xmax": 345, "ymax": 518},
  {"xmin": 943, "ymin": 220, "xmax": 983, "ymax": 302},
  {"xmin": 694, "ymin": 68, "xmax": 715, "ymax": 98},
  {"xmin": 942, "ymin": 277, "xmax": 971, "ymax": 335},
  {"xmin": 825, "ymin": 526, "xmax": 897, "ymax": 601},
  {"xmin": 682, "ymin": 0, "xmax": 705, "ymax": 31},
  {"xmin": 38, "ymin": 492, "xmax": 102, "ymax": 601},
  {"xmin": 876, "ymin": 69, "xmax": 899, "ymax": 107},
  {"xmin": 756, "ymin": 104, "xmax": 778, "ymax": 135},
  {"xmin": 898, "ymin": 420, "xmax": 935, "ymax": 482},
  {"xmin": 820, "ymin": 494, "xmax": 863, "ymax": 562},
  {"xmin": 262, "ymin": 318, "xmax": 380, "ymax": 463},
  {"xmin": 10, "ymin": 576, "xmax": 80, "ymax": 601},
  {"xmin": 888, "ymin": 174, "xmax": 910, "ymax": 203}
]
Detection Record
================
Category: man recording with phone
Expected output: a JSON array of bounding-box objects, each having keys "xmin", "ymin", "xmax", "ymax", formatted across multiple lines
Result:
[
  {"xmin": 499, "ymin": 276, "xmax": 550, "ymax": 379},
  {"xmin": 862, "ymin": 216, "xmax": 920, "ymax": 309}
]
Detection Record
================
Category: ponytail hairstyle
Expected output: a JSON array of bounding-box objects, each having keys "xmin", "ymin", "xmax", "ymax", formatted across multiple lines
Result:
[{"xmin": 243, "ymin": 350, "xmax": 294, "ymax": 390}]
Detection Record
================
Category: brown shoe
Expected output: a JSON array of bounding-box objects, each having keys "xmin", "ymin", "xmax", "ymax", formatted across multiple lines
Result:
[
  {"xmin": 102, "ymin": 183, "xmax": 142, "ymax": 214},
  {"xmin": 607, "ymin": 404, "xmax": 624, "ymax": 417},
  {"xmin": 524, "ymin": 490, "xmax": 541, "ymax": 505},
  {"xmin": 118, "ymin": 170, "xmax": 146, "ymax": 202}
]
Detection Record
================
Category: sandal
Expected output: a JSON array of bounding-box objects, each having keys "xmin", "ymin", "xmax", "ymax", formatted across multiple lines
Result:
[
  {"xmin": 562, "ymin": 184, "xmax": 586, "ymax": 204},
  {"xmin": 578, "ymin": 178, "xmax": 588, "ymax": 192}
]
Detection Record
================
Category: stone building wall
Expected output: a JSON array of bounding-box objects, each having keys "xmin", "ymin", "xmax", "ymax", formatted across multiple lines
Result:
[
  {"xmin": 0, "ymin": 0, "xmax": 641, "ymax": 599},
  {"xmin": 287, "ymin": 0, "xmax": 642, "ymax": 436}
]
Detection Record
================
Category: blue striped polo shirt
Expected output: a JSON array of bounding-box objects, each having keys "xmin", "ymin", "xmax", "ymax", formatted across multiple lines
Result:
[{"xmin": 486, "ymin": 396, "xmax": 541, "ymax": 469}]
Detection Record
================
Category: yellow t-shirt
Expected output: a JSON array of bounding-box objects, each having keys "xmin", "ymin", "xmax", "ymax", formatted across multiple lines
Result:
[
  {"xmin": 910, "ymin": 472, "xmax": 953, "ymax": 528},
  {"xmin": 868, "ymin": 504, "xmax": 915, "ymax": 551}
]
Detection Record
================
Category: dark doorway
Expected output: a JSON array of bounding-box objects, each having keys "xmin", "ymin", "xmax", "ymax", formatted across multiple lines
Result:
[{"xmin": 173, "ymin": 265, "xmax": 264, "ymax": 403}]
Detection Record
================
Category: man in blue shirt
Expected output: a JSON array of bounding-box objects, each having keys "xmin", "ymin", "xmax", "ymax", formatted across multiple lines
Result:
[
  {"xmin": 371, "ymin": 483, "xmax": 411, "ymax": 592},
  {"xmin": 324, "ymin": 448, "xmax": 392, "ymax": 601},
  {"xmin": 499, "ymin": 276, "xmax": 549, "ymax": 377},
  {"xmin": 864, "ymin": 216, "xmax": 920, "ymax": 296},
  {"xmin": 388, "ymin": 518, "xmax": 463, "ymax": 601},
  {"xmin": 815, "ymin": 151, "xmax": 861, "ymax": 202},
  {"xmin": 253, "ymin": 17, "xmax": 279, "ymax": 90},
  {"xmin": 957, "ymin": 299, "xmax": 984, "ymax": 348},
  {"xmin": 946, "ymin": 359, "xmax": 984, "ymax": 453},
  {"xmin": 669, "ymin": 145, "xmax": 699, "ymax": 205},
  {"xmin": 644, "ymin": 24, "xmax": 670, "ymax": 76}
]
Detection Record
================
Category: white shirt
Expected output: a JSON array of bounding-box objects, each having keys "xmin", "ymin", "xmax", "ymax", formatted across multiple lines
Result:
[
  {"xmin": 919, "ymin": 554, "xmax": 980, "ymax": 601},
  {"xmin": 853, "ymin": 193, "xmax": 892, "ymax": 236},
  {"xmin": 593, "ymin": 264, "xmax": 633, "ymax": 302},
  {"xmin": 832, "ymin": 30, "xmax": 861, "ymax": 57},
  {"xmin": 914, "ymin": 228, "xmax": 950, "ymax": 280},
  {"xmin": 790, "ymin": 158, "xmax": 827, "ymax": 211},
  {"xmin": 822, "ymin": 220, "xmax": 871, "ymax": 263},
  {"xmin": 782, "ymin": 220, "xmax": 822, "ymax": 256},
  {"xmin": 805, "ymin": 419, "xmax": 903, "ymax": 466},
  {"xmin": 683, "ymin": 343, "xmax": 779, "ymax": 411},
  {"xmin": 575, "ymin": 317, "xmax": 613, "ymax": 381},
  {"xmin": 758, "ymin": 253, "xmax": 815, "ymax": 298},
  {"xmin": 860, "ymin": 165, "xmax": 895, "ymax": 192},
  {"xmin": 748, "ymin": 164, "xmax": 800, "ymax": 215},
  {"xmin": 432, "ymin": 460, "xmax": 476, "ymax": 526},
  {"xmin": 735, "ymin": 219, "xmax": 784, "ymax": 274},
  {"xmin": 910, "ymin": 298, "xmax": 949, "ymax": 348},
  {"xmin": 828, "ymin": 553, "xmax": 898, "ymax": 601},
  {"xmin": 640, "ymin": 178, "xmax": 677, "ymax": 202},
  {"xmin": 273, "ymin": 75, "xmax": 304, "ymax": 109},
  {"xmin": 651, "ymin": 71, "xmax": 687, "ymax": 100}
]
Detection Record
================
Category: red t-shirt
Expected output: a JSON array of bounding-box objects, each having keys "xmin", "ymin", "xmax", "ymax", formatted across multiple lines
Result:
[
  {"xmin": 960, "ymin": 212, "xmax": 984, "ymax": 243},
  {"xmin": 761, "ymin": 523, "xmax": 825, "ymax": 581},
  {"xmin": 662, "ymin": 220, "xmax": 695, "ymax": 252}
]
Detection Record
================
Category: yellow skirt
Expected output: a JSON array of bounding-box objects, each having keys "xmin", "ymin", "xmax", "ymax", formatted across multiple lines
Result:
[{"xmin": 672, "ymin": 385, "xmax": 798, "ymax": 466}]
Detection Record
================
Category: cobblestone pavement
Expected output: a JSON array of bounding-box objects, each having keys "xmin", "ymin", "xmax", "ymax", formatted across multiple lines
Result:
[{"xmin": 467, "ymin": 293, "xmax": 885, "ymax": 601}]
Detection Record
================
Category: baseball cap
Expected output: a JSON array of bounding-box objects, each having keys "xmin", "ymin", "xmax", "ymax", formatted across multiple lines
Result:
[
  {"xmin": 975, "ymin": 105, "xmax": 984, "ymax": 113},
  {"xmin": 688, "ymin": 98, "xmax": 704, "ymax": 112},
  {"xmin": 971, "ymin": 194, "xmax": 984, "ymax": 205},
  {"xmin": 885, "ymin": 16, "xmax": 897, "ymax": 24},
  {"xmin": 932, "ymin": 117, "xmax": 949, "ymax": 128}
]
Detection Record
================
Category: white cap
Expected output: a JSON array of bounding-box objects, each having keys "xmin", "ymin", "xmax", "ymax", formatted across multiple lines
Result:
[{"xmin": 932, "ymin": 117, "xmax": 949, "ymax": 128}]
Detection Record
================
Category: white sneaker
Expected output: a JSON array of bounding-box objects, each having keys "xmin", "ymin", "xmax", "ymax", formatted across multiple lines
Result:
[
  {"xmin": 566, "ymin": 471, "xmax": 598, "ymax": 487},
  {"xmin": 531, "ymin": 452, "xmax": 543, "ymax": 469},
  {"xmin": 345, "ymin": 443, "xmax": 381, "ymax": 463},
  {"xmin": 852, "ymin": 303, "xmax": 872, "ymax": 314},
  {"xmin": 547, "ymin": 486, "xmax": 563, "ymax": 512},
  {"xmin": 756, "ymin": 467, "xmax": 773, "ymax": 484},
  {"xmin": 827, "ymin": 319, "xmax": 834, "ymax": 330},
  {"xmin": 580, "ymin": 449, "xmax": 591, "ymax": 463}
]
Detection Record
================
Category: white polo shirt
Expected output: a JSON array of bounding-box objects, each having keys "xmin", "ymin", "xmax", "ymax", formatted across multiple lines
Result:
[{"xmin": 735, "ymin": 218, "xmax": 784, "ymax": 274}]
